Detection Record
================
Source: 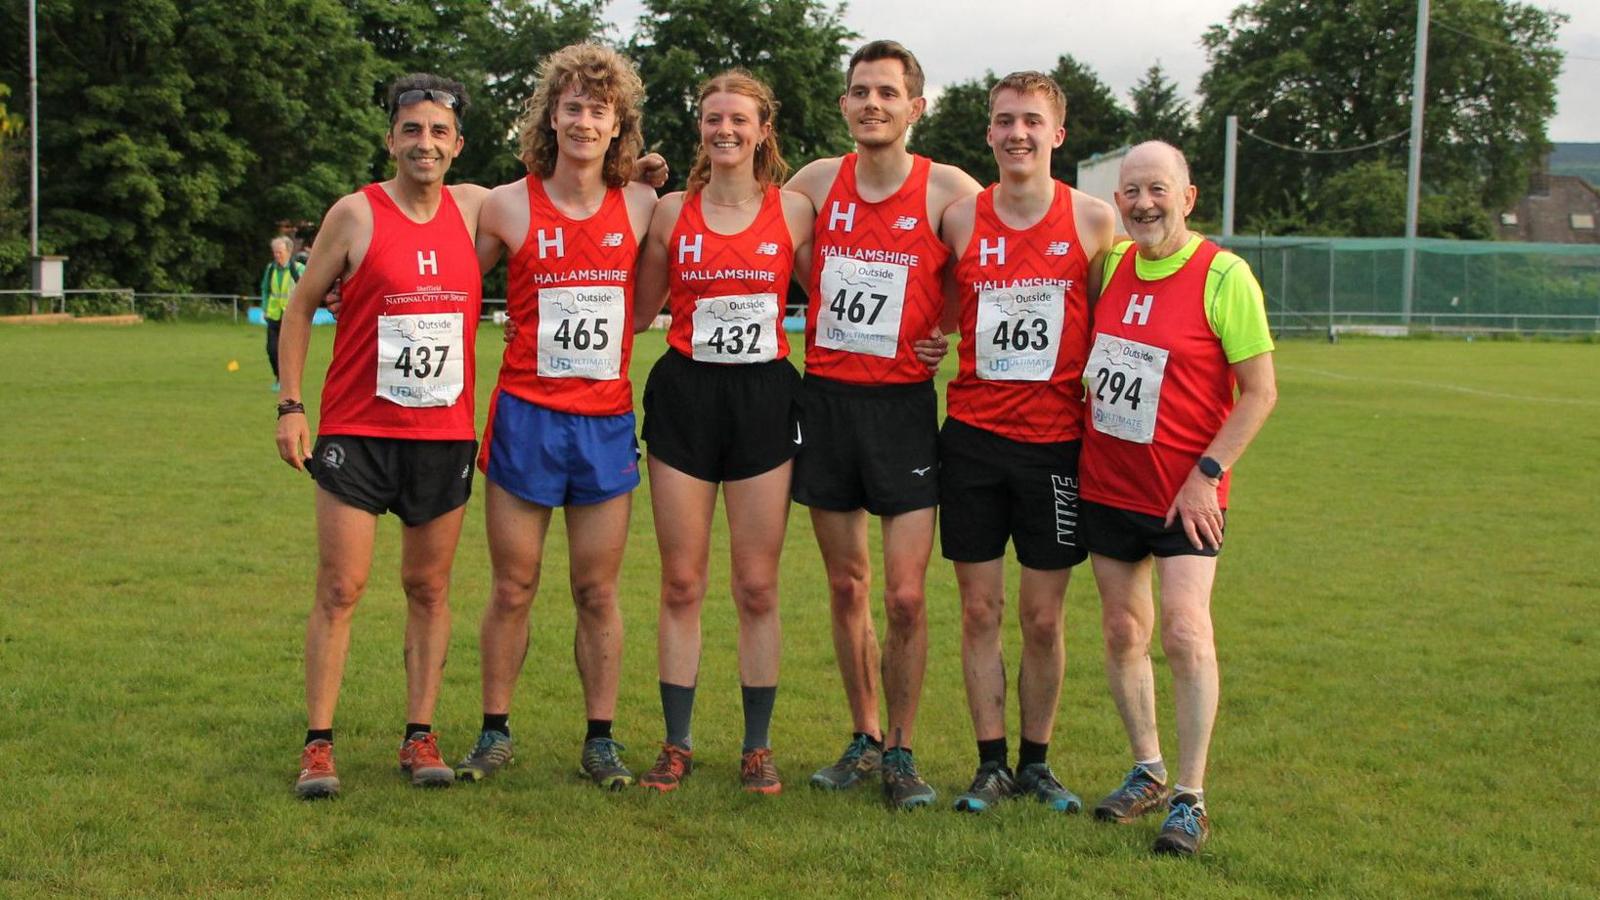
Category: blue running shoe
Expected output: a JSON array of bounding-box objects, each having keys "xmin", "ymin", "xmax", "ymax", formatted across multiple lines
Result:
[
  {"xmin": 1153, "ymin": 794, "xmax": 1210, "ymax": 855},
  {"xmin": 454, "ymin": 730, "xmax": 515, "ymax": 783},
  {"xmin": 580, "ymin": 737, "xmax": 633, "ymax": 790},
  {"xmin": 1015, "ymin": 762, "xmax": 1082, "ymax": 813},
  {"xmin": 811, "ymin": 734, "xmax": 882, "ymax": 791},
  {"xmin": 953, "ymin": 760, "xmax": 1016, "ymax": 813}
]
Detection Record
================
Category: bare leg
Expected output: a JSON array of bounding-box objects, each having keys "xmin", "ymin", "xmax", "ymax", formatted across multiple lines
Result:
[
  {"xmin": 566, "ymin": 493, "xmax": 631, "ymax": 720},
  {"xmin": 810, "ymin": 508, "xmax": 880, "ymax": 739},
  {"xmin": 305, "ymin": 488, "xmax": 378, "ymax": 730},
  {"xmin": 879, "ymin": 507, "xmax": 934, "ymax": 748},
  {"xmin": 479, "ymin": 482, "xmax": 553, "ymax": 715},
  {"xmin": 1091, "ymin": 553, "xmax": 1161, "ymax": 762},
  {"xmin": 648, "ymin": 457, "xmax": 717, "ymax": 687},
  {"xmin": 955, "ymin": 558, "xmax": 1007, "ymax": 743},
  {"xmin": 723, "ymin": 462, "xmax": 792, "ymax": 687},
  {"xmin": 1016, "ymin": 565, "xmax": 1071, "ymax": 744},
  {"xmin": 399, "ymin": 504, "xmax": 466, "ymax": 725},
  {"xmin": 1154, "ymin": 554, "xmax": 1220, "ymax": 790}
]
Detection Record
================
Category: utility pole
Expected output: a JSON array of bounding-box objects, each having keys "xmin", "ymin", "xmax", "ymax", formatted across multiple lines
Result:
[
  {"xmin": 1402, "ymin": 0, "xmax": 1429, "ymax": 324},
  {"xmin": 1223, "ymin": 115, "xmax": 1237, "ymax": 239}
]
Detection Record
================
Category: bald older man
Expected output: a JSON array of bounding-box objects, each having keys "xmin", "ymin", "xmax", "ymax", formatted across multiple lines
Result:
[{"xmin": 1079, "ymin": 141, "xmax": 1277, "ymax": 855}]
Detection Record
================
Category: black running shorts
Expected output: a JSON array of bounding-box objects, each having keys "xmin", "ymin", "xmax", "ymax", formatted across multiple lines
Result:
[
  {"xmin": 791, "ymin": 374, "xmax": 939, "ymax": 516},
  {"xmin": 641, "ymin": 349, "xmax": 801, "ymax": 483},
  {"xmin": 938, "ymin": 417, "xmax": 1086, "ymax": 570},
  {"xmin": 1080, "ymin": 499, "xmax": 1225, "ymax": 561},
  {"xmin": 308, "ymin": 435, "xmax": 476, "ymax": 526}
]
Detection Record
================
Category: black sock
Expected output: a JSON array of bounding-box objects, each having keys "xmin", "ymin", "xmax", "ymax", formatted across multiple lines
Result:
[
  {"xmin": 978, "ymin": 737, "xmax": 1008, "ymax": 769},
  {"xmin": 482, "ymin": 714, "xmax": 510, "ymax": 736},
  {"xmin": 585, "ymin": 719, "xmax": 613, "ymax": 742},
  {"xmin": 741, "ymin": 685, "xmax": 777, "ymax": 752},
  {"xmin": 305, "ymin": 728, "xmax": 333, "ymax": 746},
  {"xmin": 660, "ymin": 681, "xmax": 696, "ymax": 750},
  {"xmin": 404, "ymin": 722, "xmax": 431, "ymax": 739},
  {"xmin": 856, "ymin": 731, "xmax": 884, "ymax": 751},
  {"xmin": 1018, "ymin": 738, "xmax": 1048, "ymax": 770}
]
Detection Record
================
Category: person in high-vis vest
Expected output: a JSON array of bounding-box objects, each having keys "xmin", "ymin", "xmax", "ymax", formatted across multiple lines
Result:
[
  {"xmin": 1079, "ymin": 141, "xmax": 1277, "ymax": 856},
  {"xmin": 260, "ymin": 236, "xmax": 304, "ymax": 390}
]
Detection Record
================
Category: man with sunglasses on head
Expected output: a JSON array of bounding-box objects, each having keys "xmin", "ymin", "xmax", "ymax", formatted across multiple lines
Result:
[{"xmin": 275, "ymin": 73, "xmax": 490, "ymax": 799}]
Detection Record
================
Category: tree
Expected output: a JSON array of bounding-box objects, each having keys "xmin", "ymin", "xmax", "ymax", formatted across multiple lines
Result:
[
  {"xmin": 1195, "ymin": 0, "xmax": 1563, "ymax": 238},
  {"xmin": 0, "ymin": 0, "xmax": 382, "ymax": 292},
  {"xmin": 910, "ymin": 55, "xmax": 1131, "ymax": 187},
  {"xmin": 1128, "ymin": 62, "xmax": 1193, "ymax": 146},
  {"xmin": 627, "ymin": 0, "xmax": 857, "ymax": 190}
]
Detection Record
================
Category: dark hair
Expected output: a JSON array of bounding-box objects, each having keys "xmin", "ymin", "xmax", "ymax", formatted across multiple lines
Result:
[
  {"xmin": 846, "ymin": 40, "xmax": 925, "ymax": 99},
  {"xmin": 386, "ymin": 73, "xmax": 470, "ymax": 130}
]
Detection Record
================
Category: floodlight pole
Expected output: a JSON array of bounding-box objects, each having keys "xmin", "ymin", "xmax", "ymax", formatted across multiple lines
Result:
[
  {"xmin": 1223, "ymin": 115, "xmax": 1237, "ymax": 239},
  {"xmin": 29, "ymin": 0, "xmax": 39, "ymax": 259},
  {"xmin": 1402, "ymin": 0, "xmax": 1429, "ymax": 324}
]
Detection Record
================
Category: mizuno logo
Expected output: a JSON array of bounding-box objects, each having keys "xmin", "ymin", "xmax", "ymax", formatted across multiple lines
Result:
[
  {"xmin": 892, "ymin": 216, "xmax": 918, "ymax": 230},
  {"xmin": 756, "ymin": 242, "xmax": 780, "ymax": 256},
  {"xmin": 1046, "ymin": 241, "xmax": 1071, "ymax": 256},
  {"xmin": 601, "ymin": 232, "xmax": 625, "ymax": 247},
  {"xmin": 912, "ymin": 466, "xmax": 932, "ymax": 476}
]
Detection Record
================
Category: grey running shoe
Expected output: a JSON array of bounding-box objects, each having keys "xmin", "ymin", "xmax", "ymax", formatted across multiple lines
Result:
[
  {"xmin": 580, "ymin": 737, "xmax": 634, "ymax": 790},
  {"xmin": 398, "ymin": 731, "xmax": 454, "ymax": 787},
  {"xmin": 454, "ymin": 730, "xmax": 515, "ymax": 783},
  {"xmin": 1152, "ymin": 794, "xmax": 1210, "ymax": 855},
  {"xmin": 880, "ymin": 747, "xmax": 936, "ymax": 810},
  {"xmin": 1015, "ymin": 762, "xmax": 1082, "ymax": 813},
  {"xmin": 953, "ymin": 760, "xmax": 1016, "ymax": 813},
  {"xmin": 1093, "ymin": 764, "xmax": 1170, "ymax": 823},
  {"xmin": 295, "ymin": 739, "xmax": 339, "ymax": 799},
  {"xmin": 810, "ymin": 734, "xmax": 883, "ymax": 790}
]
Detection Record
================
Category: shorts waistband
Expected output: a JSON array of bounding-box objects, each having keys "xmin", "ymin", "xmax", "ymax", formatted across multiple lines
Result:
[{"xmin": 801, "ymin": 372, "xmax": 934, "ymax": 399}]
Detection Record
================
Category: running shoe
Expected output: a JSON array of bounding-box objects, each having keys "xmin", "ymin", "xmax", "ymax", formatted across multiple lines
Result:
[
  {"xmin": 740, "ymin": 747, "xmax": 782, "ymax": 794},
  {"xmin": 810, "ymin": 734, "xmax": 882, "ymax": 790},
  {"xmin": 1015, "ymin": 762, "xmax": 1082, "ymax": 813},
  {"xmin": 880, "ymin": 747, "xmax": 936, "ymax": 810},
  {"xmin": 1152, "ymin": 794, "xmax": 1210, "ymax": 855},
  {"xmin": 454, "ymin": 729, "xmax": 515, "ymax": 783},
  {"xmin": 580, "ymin": 737, "xmax": 634, "ymax": 790},
  {"xmin": 953, "ymin": 760, "xmax": 1016, "ymax": 813},
  {"xmin": 398, "ymin": 731, "xmax": 454, "ymax": 787},
  {"xmin": 639, "ymin": 743, "xmax": 693, "ymax": 793},
  {"xmin": 295, "ymin": 739, "xmax": 339, "ymax": 799},
  {"xmin": 1093, "ymin": 763, "xmax": 1170, "ymax": 823}
]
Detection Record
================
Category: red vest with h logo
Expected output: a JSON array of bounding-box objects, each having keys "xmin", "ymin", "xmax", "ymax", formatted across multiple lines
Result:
[{"xmin": 665, "ymin": 187, "xmax": 793, "ymax": 364}]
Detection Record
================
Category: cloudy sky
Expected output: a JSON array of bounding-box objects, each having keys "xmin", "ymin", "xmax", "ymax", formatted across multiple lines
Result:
[{"xmin": 603, "ymin": 0, "xmax": 1600, "ymax": 142}]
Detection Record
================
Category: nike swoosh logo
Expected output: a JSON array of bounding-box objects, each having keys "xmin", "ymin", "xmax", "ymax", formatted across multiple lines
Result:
[
  {"xmin": 793, "ymin": 423, "xmax": 803, "ymax": 445},
  {"xmin": 912, "ymin": 466, "xmax": 932, "ymax": 476}
]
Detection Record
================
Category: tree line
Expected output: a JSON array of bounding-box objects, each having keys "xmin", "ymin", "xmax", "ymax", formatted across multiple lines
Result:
[{"xmin": 0, "ymin": 0, "xmax": 1566, "ymax": 294}]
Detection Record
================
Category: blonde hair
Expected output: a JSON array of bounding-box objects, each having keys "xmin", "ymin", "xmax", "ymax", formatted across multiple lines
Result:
[
  {"xmin": 685, "ymin": 69, "xmax": 789, "ymax": 195},
  {"xmin": 515, "ymin": 43, "xmax": 645, "ymax": 189},
  {"xmin": 989, "ymin": 71, "xmax": 1068, "ymax": 126}
]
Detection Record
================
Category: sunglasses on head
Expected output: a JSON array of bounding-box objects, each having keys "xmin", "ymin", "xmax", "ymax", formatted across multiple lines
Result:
[{"xmin": 391, "ymin": 89, "xmax": 460, "ymax": 118}]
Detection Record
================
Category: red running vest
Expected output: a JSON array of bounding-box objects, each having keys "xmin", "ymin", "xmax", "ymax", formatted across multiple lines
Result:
[
  {"xmin": 319, "ymin": 183, "xmax": 481, "ymax": 441},
  {"xmin": 1080, "ymin": 240, "xmax": 1236, "ymax": 517},
  {"xmin": 497, "ymin": 177, "xmax": 638, "ymax": 416},
  {"xmin": 804, "ymin": 154, "xmax": 949, "ymax": 383},
  {"xmin": 947, "ymin": 182, "xmax": 1090, "ymax": 443},
  {"xmin": 665, "ymin": 186, "xmax": 793, "ymax": 363}
]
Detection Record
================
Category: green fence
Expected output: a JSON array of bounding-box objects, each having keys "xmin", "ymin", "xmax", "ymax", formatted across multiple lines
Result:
[{"xmin": 1218, "ymin": 236, "xmax": 1600, "ymax": 336}]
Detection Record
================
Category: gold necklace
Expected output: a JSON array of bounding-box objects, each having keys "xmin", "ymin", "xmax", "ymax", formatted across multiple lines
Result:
[{"xmin": 703, "ymin": 188, "xmax": 762, "ymax": 208}]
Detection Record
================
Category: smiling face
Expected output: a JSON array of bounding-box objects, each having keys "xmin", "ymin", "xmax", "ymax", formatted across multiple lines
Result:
[
  {"xmin": 840, "ymin": 58, "xmax": 924, "ymax": 149},
  {"xmin": 986, "ymin": 87, "xmax": 1064, "ymax": 179},
  {"xmin": 699, "ymin": 90, "xmax": 768, "ymax": 172},
  {"xmin": 550, "ymin": 83, "xmax": 619, "ymax": 166},
  {"xmin": 1116, "ymin": 142, "xmax": 1198, "ymax": 259},
  {"xmin": 385, "ymin": 99, "xmax": 463, "ymax": 186}
]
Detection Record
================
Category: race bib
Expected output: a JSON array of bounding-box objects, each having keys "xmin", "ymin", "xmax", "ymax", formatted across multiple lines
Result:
[
  {"xmin": 816, "ymin": 255, "xmax": 907, "ymax": 359},
  {"xmin": 690, "ymin": 293, "xmax": 779, "ymax": 363},
  {"xmin": 537, "ymin": 286, "xmax": 625, "ymax": 379},
  {"xmin": 974, "ymin": 284, "xmax": 1064, "ymax": 381},
  {"xmin": 376, "ymin": 312, "xmax": 465, "ymax": 407},
  {"xmin": 1086, "ymin": 333, "xmax": 1168, "ymax": 444}
]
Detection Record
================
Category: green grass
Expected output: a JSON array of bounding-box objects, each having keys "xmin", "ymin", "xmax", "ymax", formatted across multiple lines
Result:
[{"xmin": 1, "ymin": 323, "xmax": 1597, "ymax": 897}]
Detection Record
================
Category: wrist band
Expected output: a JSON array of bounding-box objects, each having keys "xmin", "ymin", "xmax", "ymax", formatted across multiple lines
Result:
[{"xmin": 277, "ymin": 400, "xmax": 306, "ymax": 418}]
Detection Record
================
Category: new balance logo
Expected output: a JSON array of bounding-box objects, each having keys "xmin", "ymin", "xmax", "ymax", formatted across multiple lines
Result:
[
  {"xmin": 912, "ymin": 466, "xmax": 933, "ymax": 477},
  {"xmin": 892, "ymin": 216, "xmax": 918, "ymax": 230},
  {"xmin": 756, "ymin": 242, "xmax": 779, "ymax": 256},
  {"xmin": 601, "ymin": 232, "xmax": 625, "ymax": 247},
  {"xmin": 1046, "ymin": 241, "xmax": 1071, "ymax": 256}
]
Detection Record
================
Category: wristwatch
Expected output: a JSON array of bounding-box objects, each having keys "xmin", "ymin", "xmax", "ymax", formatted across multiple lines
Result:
[{"xmin": 1197, "ymin": 456, "xmax": 1224, "ymax": 481}]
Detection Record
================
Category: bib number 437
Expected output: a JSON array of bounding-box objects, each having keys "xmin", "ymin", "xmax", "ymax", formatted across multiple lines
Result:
[{"xmin": 377, "ymin": 312, "xmax": 465, "ymax": 407}]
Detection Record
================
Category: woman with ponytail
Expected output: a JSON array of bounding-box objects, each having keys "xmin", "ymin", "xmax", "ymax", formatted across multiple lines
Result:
[{"xmin": 631, "ymin": 69, "xmax": 815, "ymax": 795}]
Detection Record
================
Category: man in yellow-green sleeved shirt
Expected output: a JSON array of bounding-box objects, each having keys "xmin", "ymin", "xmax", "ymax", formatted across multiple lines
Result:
[{"xmin": 260, "ymin": 235, "xmax": 305, "ymax": 390}]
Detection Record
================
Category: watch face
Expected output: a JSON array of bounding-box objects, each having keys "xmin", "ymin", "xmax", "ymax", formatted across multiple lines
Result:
[{"xmin": 1200, "ymin": 457, "xmax": 1222, "ymax": 479}]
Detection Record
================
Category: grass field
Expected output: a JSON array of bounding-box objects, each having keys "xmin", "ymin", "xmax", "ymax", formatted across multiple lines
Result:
[{"xmin": 2, "ymin": 322, "xmax": 1597, "ymax": 897}]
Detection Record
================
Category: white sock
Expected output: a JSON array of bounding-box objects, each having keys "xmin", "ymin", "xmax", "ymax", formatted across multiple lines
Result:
[
  {"xmin": 1135, "ymin": 757, "xmax": 1168, "ymax": 783},
  {"xmin": 1172, "ymin": 784, "xmax": 1205, "ymax": 809}
]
